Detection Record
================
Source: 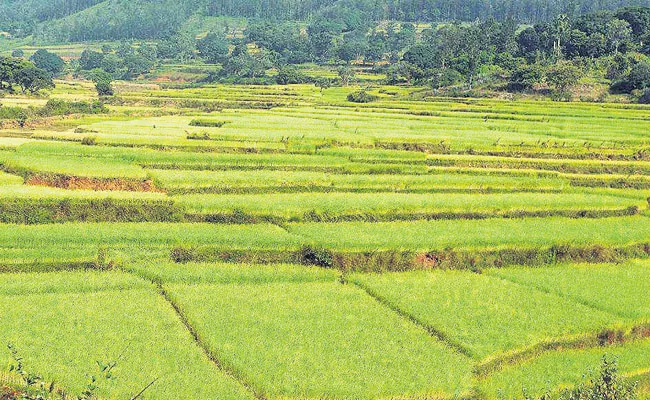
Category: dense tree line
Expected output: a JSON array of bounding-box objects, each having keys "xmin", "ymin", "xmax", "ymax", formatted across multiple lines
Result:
[
  {"xmin": 4, "ymin": 0, "xmax": 650, "ymax": 41},
  {"xmin": 61, "ymin": 5, "xmax": 650, "ymax": 101},
  {"xmin": 0, "ymin": 56, "xmax": 54, "ymax": 94},
  {"xmin": 9, "ymin": 3, "xmax": 650, "ymax": 102},
  {"xmin": 0, "ymin": 0, "xmax": 104, "ymax": 36}
]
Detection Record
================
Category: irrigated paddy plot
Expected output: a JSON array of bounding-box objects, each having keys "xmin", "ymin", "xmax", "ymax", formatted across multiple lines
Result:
[
  {"xmin": 165, "ymin": 281, "xmax": 473, "ymax": 399},
  {"xmin": 350, "ymin": 270, "xmax": 620, "ymax": 359},
  {"xmin": 1, "ymin": 81, "xmax": 650, "ymax": 399},
  {"xmin": 0, "ymin": 272, "xmax": 252, "ymax": 399}
]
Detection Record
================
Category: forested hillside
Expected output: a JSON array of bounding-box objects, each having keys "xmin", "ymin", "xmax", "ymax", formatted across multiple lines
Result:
[{"xmin": 3, "ymin": 0, "xmax": 650, "ymax": 42}]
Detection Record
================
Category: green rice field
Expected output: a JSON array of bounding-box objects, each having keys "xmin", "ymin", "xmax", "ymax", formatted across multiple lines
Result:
[{"xmin": 1, "ymin": 82, "xmax": 650, "ymax": 399}]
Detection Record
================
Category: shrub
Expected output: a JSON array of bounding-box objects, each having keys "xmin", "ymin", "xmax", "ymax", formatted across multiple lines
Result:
[
  {"xmin": 347, "ymin": 90, "xmax": 378, "ymax": 103},
  {"xmin": 276, "ymin": 66, "xmax": 308, "ymax": 85},
  {"xmin": 187, "ymin": 131, "xmax": 211, "ymax": 140},
  {"xmin": 88, "ymin": 68, "xmax": 114, "ymax": 96},
  {"xmin": 40, "ymin": 99, "xmax": 108, "ymax": 116},
  {"xmin": 171, "ymin": 246, "xmax": 195, "ymax": 263},
  {"xmin": 546, "ymin": 62, "xmax": 583, "ymax": 101},
  {"xmin": 508, "ymin": 64, "xmax": 543, "ymax": 91},
  {"xmin": 299, "ymin": 246, "xmax": 334, "ymax": 268},
  {"xmin": 189, "ymin": 119, "xmax": 228, "ymax": 128},
  {"xmin": 81, "ymin": 136, "xmax": 97, "ymax": 146},
  {"xmin": 638, "ymin": 89, "xmax": 650, "ymax": 104},
  {"xmin": 0, "ymin": 106, "xmax": 25, "ymax": 120},
  {"xmin": 611, "ymin": 61, "xmax": 650, "ymax": 94},
  {"xmin": 549, "ymin": 357, "xmax": 638, "ymax": 400},
  {"xmin": 430, "ymin": 68, "xmax": 464, "ymax": 89}
]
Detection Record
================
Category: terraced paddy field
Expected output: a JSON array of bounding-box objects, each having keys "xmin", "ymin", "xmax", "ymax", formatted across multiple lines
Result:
[{"xmin": 1, "ymin": 83, "xmax": 650, "ymax": 399}]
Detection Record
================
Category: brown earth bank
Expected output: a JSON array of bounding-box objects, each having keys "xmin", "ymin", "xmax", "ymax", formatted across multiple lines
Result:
[{"xmin": 26, "ymin": 174, "xmax": 164, "ymax": 192}]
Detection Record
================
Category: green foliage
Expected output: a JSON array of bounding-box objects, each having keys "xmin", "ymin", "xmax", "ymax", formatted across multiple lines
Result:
[
  {"xmin": 0, "ymin": 58, "xmax": 54, "ymax": 94},
  {"xmin": 556, "ymin": 357, "xmax": 638, "ymax": 400},
  {"xmin": 275, "ymin": 66, "xmax": 308, "ymax": 84},
  {"xmin": 217, "ymin": 44, "xmax": 273, "ymax": 79},
  {"xmin": 508, "ymin": 64, "xmax": 544, "ymax": 91},
  {"xmin": 88, "ymin": 68, "xmax": 114, "ymax": 96},
  {"xmin": 638, "ymin": 88, "xmax": 650, "ymax": 103},
  {"xmin": 489, "ymin": 261, "xmax": 650, "ymax": 320},
  {"xmin": 351, "ymin": 270, "xmax": 618, "ymax": 358},
  {"xmin": 0, "ymin": 198, "xmax": 184, "ymax": 224},
  {"xmin": 7, "ymin": 344, "xmax": 54, "ymax": 398},
  {"xmin": 41, "ymin": 99, "xmax": 108, "ymax": 116},
  {"xmin": 29, "ymin": 49, "xmax": 65, "ymax": 77},
  {"xmin": 430, "ymin": 68, "xmax": 464, "ymax": 89},
  {"xmin": 81, "ymin": 136, "xmax": 97, "ymax": 146},
  {"xmin": 188, "ymin": 119, "xmax": 228, "ymax": 128},
  {"xmin": 546, "ymin": 62, "xmax": 584, "ymax": 100},
  {"xmin": 197, "ymin": 32, "xmax": 229, "ymax": 64},
  {"xmin": 166, "ymin": 281, "xmax": 473, "ymax": 398},
  {"xmin": 0, "ymin": 285, "xmax": 253, "ymax": 399},
  {"xmin": 612, "ymin": 60, "xmax": 650, "ymax": 93},
  {"xmin": 346, "ymin": 89, "xmax": 378, "ymax": 103}
]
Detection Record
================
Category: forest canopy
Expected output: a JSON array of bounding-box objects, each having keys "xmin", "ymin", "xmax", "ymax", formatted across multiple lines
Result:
[{"xmin": 3, "ymin": 0, "xmax": 650, "ymax": 41}]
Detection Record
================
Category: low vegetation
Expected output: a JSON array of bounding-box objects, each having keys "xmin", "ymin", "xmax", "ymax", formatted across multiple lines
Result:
[{"xmin": 0, "ymin": 15, "xmax": 649, "ymax": 396}]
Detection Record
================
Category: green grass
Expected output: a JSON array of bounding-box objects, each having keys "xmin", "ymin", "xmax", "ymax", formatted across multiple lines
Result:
[
  {"xmin": 488, "ymin": 261, "xmax": 650, "ymax": 320},
  {"xmin": 288, "ymin": 216, "xmax": 650, "ymax": 252},
  {"xmin": 0, "ymin": 185, "xmax": 166, "ymax": 200},
  {"xmin": 0, "ymin": 285, "xmax": 253, "ymax": 399},
  {"xmin": 176, "ymin": 192, "xmax": 641, "ymax": 219},
  {"xmin": 350, "ymin": 270, "xmax": 619, "ymax": 359},
  {"xmin": 426, "ymin": 153, "xmax": 650, "ymax": 175},
  {"xmin": 152, "ymin": 169, "xmax": 568, "ymax": 193},
  {"xmin": 0, "ymin": 222, "xmax": 301, "ymax": 251},
  {"xmin": 0, "ymin": 151, "xmax": 148, "ymax": 180},
  {"xmin": 3, "ymin": 81, "xmax": 650, "ymax": 399},
  {"xmin": 479, "ymin": 339, "xmax": 650, "ymax": 399},
  {"xmin": 126, "ymin": 261, "xmax": 338, "ymax": 285},
  {"xmin": 166, "ymin": 281, "xmax": 473, "ymax": 399},
  {"xmin": 0, "ymin": 217, "xmax": 649, "ymax": 263},
  {"xmin": 0, "ymin": 138, "xmax": 34, "ymax": 149},
  {"xmin": 0, "ymin": 246, "xmax": 97, "ymax": 267},
  {"xmin": 0, "ymin": 171, "xmax": 23, "ymax": 185},
  {"xmin": 0, "ymin": 270, "xmax": 149, "ymax": 295}
]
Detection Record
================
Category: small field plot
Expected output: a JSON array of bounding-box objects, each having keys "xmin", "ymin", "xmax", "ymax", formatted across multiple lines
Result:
[
  {"xmin": 350, "ymin": 271, "xmax": 618, "ymax": 359},
  {"xmin": 488, "ymin": 261, "xmax": 650, "ymax": 320},
  {"xmin": 0, "ymin": 171, "xmax": 23, "ymax": 185},
  {"xmin": 0, "ymin": 247, "xmax": 98, "ymax": 271},
  {"xmin": 0, "ymin": 222, "xmax": 301, "ymax": 252},
  {"xmin": 478, "ymin": 338, "xmax": 650, "ymax": 399},
  {"xmin": 0, "ymin": 151, "xmax": 148, "ymax": 180},
  {"xmin": 0, "ymin": 137, "xmax": 34, "ymax": 149},
  {"xmin": 52, "ymin": 117, "xmax": 287, "ymax": 151},
  {"xmin": 0, "ymin": 270, "xmax": 149, "ymax": 295},
  {"xmin": 426, "ymin": 154, "xmax": 650, "ymax": 176},
  {"xmin": 176, "ymin": 191, "xmax": 642, "ymax": 221},
  {"xmin": 165, "ymin": 281, "xmax": 473, "ymax": 399},
  {"xmin": 0, "ymin": 273, "xmax": 252, "ymax": 399},
  {"xmin": 0, "ymin": 185, "xmax": 166, "ymax": 201},
  {"xmin": 153, "ymin": 169, "xmax": 568, "ymax": 194},
  {"xmin": 288, "ymin": 216, "xmax": 650, "ymax": 252},
  {"xmin": 127, "ymin": 261, "xmax": 338, "ymax": 285}
]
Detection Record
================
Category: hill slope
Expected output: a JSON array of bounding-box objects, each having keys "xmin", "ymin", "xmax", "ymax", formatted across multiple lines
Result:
[{"xmin": 3, "ymin": 0, "xmax": 650, "ymax": 42}]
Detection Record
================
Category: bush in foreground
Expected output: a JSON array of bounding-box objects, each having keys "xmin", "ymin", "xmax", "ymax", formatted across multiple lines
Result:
[{"xmin": 529, "ymin": 357, "xmax": 638, "ymax": 400}]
